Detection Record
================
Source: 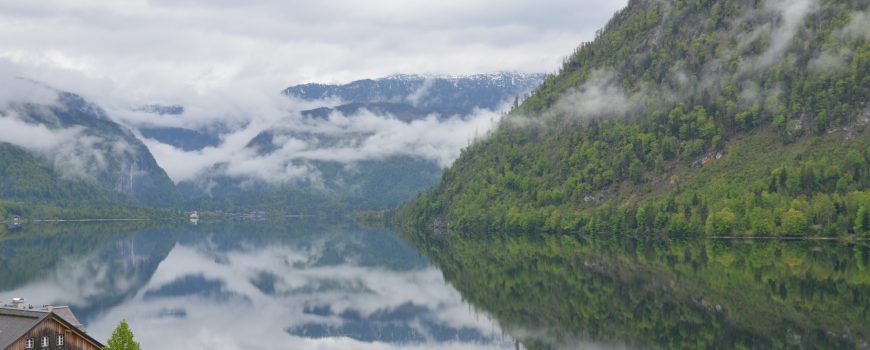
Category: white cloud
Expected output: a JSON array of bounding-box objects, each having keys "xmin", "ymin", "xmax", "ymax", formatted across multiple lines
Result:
[
  {"xmin": 0, "ymin": 111, "xmax": 140, "ymax": 181},
  {"xmin": 0, "ymin": 64, "xmax": 65, "ymax": 111},
  {"xmin": 0, "ymin": 0, "xmax": 627, "ymax": 103},
  {"xmin": 839, "ymin": 11, "xmax": 870, "ymax": 40},
  {"xmin": 808, "ymin": 49, "xmax": 848, "ymax": 73},
  {"xmin": 551, "ymin": 69, "xmax": 631, "ymax": 121},
  {"xmin": 0, "ymin": 0, "xmax": 628, "ymax": 186},
  {"xmin": 406, "ymin": 78, "xmax": 435, "ymax": 107},
  {"xmin": 0, "ymin": 113, "xmax": 82, "ymax": 151},
  {"xmin": 736, "ymin": 0, "xmax": 820, "ymax": 72},
  {"xmin": 288, "ymin": 109, "xmax": 500, "ymax": 167},
  {"xmin": 760, "ymin": 0, "xmax": 819, "ymax": 65},
  {"xmin": 145, "ymin": 106, "xmax": 502, "ymax": 184}
]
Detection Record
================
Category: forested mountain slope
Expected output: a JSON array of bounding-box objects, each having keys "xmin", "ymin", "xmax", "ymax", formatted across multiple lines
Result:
[
  {"xmin": 400, "ymin": 0, "xmax": 870, "ymax": 236},
  {"xmin": 0, "ymin": 84, "xmax": 178, "ymax": 208}
]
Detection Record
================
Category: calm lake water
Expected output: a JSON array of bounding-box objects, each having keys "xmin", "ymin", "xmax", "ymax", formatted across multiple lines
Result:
[
  {"xmin": 2, "ymin": 221, "xmax": 869, "ymax": 349},
  {"xmin": 0, "ymin": 221, "xmax": 512, "ymax": 350}
]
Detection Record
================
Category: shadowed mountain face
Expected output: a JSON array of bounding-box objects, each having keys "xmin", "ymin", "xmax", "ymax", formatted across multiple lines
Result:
[
  {"xmin": 0, "ymin": 86, "xmax": 178, "ymax": 206},
  {"xmin": 299, "ymin": 102, "xmax": 427, "ymax": 123},
  {"xmin": 284, "ymin": 73, "xmax": 545, "ymax": 116},
  {"xmin": 139, "ymin": 127, "xmax": 221, "ymax": 152},
  {"xmin": 134, "ymin": 104, "xmax": 224, "ymax": 152}
]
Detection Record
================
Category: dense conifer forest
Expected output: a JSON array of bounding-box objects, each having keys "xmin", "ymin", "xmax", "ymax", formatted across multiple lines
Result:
[{"xmin": 400, "ymin": 0, "xmax": 870, "ymax": 236}]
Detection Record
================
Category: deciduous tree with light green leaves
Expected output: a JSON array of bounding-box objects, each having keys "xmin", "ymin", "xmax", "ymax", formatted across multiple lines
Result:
[
  {"xmin": 782, "ymin": 208, "xmax": 809, "ymax": 236},
  {"xmin": 705, "ymin": 208, "xmax": 736, "ymax": 235},
  {"xmin": 103, "ymin": 320, "xmax": 141, "ymax": 350}
]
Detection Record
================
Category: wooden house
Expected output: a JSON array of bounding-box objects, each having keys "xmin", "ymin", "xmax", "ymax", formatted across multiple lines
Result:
[{"xmin": 0, "ymin": 300, "xmax": 102, "ymax": 350}]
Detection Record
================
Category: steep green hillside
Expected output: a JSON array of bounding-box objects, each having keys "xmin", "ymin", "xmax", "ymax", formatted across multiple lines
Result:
[
  {"xmin": 0, "ymin": 143, "xmax": 124, "ymax": 204},
  {"xmin": 0, "ymin": 87, "xmax": 178, "ymax": 209},
  {"xmin": 401, "ymin": 0, "xmax": 870, "ymax": 236},
  {"xmin": 0, "ymin": 142, "xmax": 174, "ymax": 219}
]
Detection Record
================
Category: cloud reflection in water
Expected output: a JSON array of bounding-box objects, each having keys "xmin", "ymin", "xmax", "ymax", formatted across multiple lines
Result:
[{"xmin": 62, "ymin": 230, "xmax": 515, "ymax": 350}]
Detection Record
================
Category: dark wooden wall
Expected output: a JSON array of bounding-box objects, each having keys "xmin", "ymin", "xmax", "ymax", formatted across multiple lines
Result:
[{"xmin": 6, "ymin": 317, "xmax": 101, "ymax": 350}]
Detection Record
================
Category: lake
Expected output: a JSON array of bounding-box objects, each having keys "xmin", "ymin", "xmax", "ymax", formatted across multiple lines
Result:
[
  {"xmin": 402, "ymin": 229, "xmax": 870, "ymax": 349},
  {"xmin": 1, "ymin": 221, "xmax": 869, "ymax": 349},
  {"xmin": 0, "ymin": 221, "xmax": 512, "ymax": 350}
]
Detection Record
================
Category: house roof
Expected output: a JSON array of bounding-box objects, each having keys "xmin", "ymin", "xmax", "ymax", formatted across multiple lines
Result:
[
  {"xmin": 0, "ymin": 306, "xmax": 103, "ymax": 350},
  {"xmin": 0, "ymin": 308, "xmax": 49, "ymax": 350},
  {"xmin": 47, "ymin": 307, "xmax": 84, "ymax": 330}
]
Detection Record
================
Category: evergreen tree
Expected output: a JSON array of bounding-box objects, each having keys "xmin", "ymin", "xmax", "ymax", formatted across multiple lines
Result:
[
  {"xmin": 857, "ymin": 206, "xmax": 870, "ymax": 234},
  {"xmin": 103, "ymin": 320, "xmax": 141, "ymax": 350},
  {"xmin": 397, "ymin": 0, "xmax": 870, "ymax": 237}
]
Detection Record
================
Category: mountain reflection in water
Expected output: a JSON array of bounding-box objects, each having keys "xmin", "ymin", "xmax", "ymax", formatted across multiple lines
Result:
[
  {"xmin": 399, "ymin": 228, "xmax": 870, "ymax": 350},
  {"xmin": 4, "ymin": 221, "xmax": 867, "ymax": 349},
  {"xmin": 0, "ymin": 221, "xmax": 512, "ymax": 350}
]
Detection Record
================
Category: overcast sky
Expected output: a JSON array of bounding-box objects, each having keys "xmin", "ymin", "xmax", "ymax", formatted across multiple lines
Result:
[
  {"xmin": 0, "ymin": 0, "xmax": 626, "ymax": 103},
  {"xmin": 0, "ymin": 0, "xmax": 629, "ymax": 184}
]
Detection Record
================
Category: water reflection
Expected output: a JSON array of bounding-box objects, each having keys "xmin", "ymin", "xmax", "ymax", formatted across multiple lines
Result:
[
  {"xmin": 0, "ymin": 222, "xmax": 512, "ymax": 350},
  {"xmin": 399, "ymin": 229, "xmax": 870, "ymax": 350}
]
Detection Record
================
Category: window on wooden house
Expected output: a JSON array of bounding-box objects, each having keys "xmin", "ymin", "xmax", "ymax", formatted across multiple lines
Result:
[
  {"xmin": 25, "ymin": 338, "xmax": 35, "ymax": 349},
  {"xmin": 57, "ymin": 334, "xmax": 64, "ymax": 346},
  {"xmin": 41, "ymin": 336, "xmax": 49, "ymax": 347}
]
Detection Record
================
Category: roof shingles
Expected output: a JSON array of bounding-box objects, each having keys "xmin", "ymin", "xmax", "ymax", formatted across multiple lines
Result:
[
  {"xmin": 0, "ymin": 308, "xmax": 49, "ymax": 349},
  {"xmin": 0, "ymin": 306, "xmax": 102, "ymax": 350}
]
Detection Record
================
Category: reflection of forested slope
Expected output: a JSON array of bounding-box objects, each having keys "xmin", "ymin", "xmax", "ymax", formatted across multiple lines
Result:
[
  {"xmin": 402, "ymin": 228, "xmax": 870, "ymax": 349},
  {"xmin": 178, "ymin": 220, "xmax": 429, "ymax": 271},
  {"xmin": 67, "ymin": 228, "xmax": 177, "ymax": 323},
  {"xmin": 0, "ymin": 222, "xmax": 156, "ymax": 288},
  {"xmin": 0, "ymin": 223, "xmax": 177, "ymax": 323}
]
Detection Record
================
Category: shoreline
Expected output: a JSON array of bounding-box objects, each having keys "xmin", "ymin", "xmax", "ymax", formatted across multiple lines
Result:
[
  {"xmin": 30, "ymin": 218, "xmax": 150, "ymax": 223},
  {"xmin": 709, "ymin": 236, "xmax": 869, "ymax": 241}
]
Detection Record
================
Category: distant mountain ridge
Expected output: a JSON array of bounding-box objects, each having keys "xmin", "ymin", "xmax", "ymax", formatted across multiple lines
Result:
[
  {"xmin": 300, "ymin": 102, "xmax": 427, "ymax": 122},
  {"xmin": 176, "ymin": 72, "xmax": 545, "ymax": 211},
  {"xmin": 138, "ymin": 73, "xmax": 544, "ymax": 153},
  {"xmin": 1, "ymin": 72, "xmax": 547, "ymax": 214},
  {"xmin": 284, "ymin": 72, "xmax": 545, "ymax": 116},
  {"xmin": 139, "ymin": 127, "xmax": 222, "ymax": 152}
]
